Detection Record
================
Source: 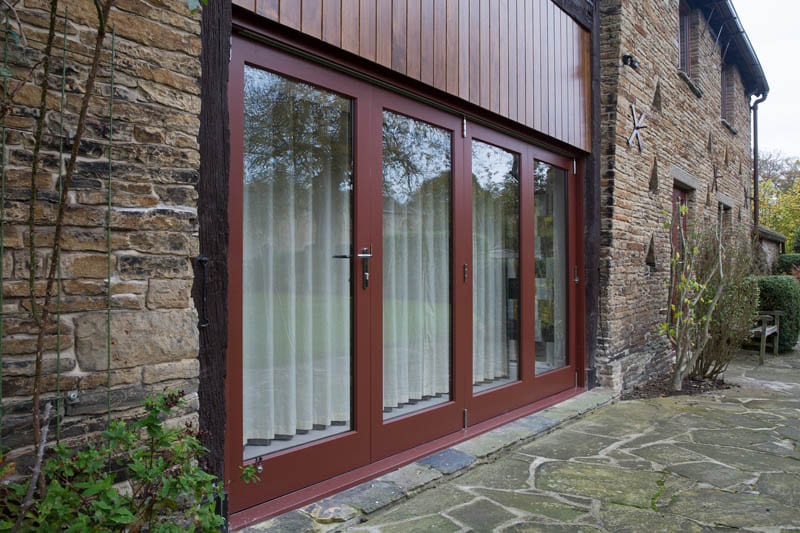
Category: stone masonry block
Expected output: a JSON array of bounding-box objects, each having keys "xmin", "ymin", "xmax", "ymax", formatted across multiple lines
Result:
[
  {"xmin": 147, "ymin": 278, "xmax": 192, "ymax": 309},
  {"xmin": 142, "ymin": 359, "xmax": 200, "ymax": 384},
  {"xmin": 74, "ymin": 309, "xmax": 198, "ymax": 370}
]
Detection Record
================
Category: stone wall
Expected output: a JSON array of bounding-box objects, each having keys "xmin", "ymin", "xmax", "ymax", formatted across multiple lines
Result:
[
  {"xmin": 1, "ymin": 0, "xmax": 201, "ymax": 461},
  {"xmin": 598, "ymin": 0, "xmax": 755, "ymax": 392}
]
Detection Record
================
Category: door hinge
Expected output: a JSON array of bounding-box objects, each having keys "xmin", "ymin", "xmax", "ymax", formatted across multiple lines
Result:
[
  {"xmin": 463, "ymin": 408, "xmax": 468, "ymax": 429},
  {"xmin": 574, "ymin": 265, "xmax": 580, "ymax": 284},
  {"xmin": 572, "ymin": 158, "xmax": 577, "ymax": 174},
  {"xmin": 462, "ymin": 117, "xmax": 467, "ymax": 138},
  {"xmin": 575, "ymin": 371, "xmax": 578, "ymax": 387}
]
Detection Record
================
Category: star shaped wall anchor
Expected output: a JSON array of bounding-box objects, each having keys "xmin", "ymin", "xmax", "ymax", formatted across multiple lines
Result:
[{"xmin": 627, "ymin": 103, "xmax": 647, "ymax": 152}]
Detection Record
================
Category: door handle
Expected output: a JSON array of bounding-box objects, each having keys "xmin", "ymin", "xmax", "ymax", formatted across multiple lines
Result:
[{"xmin": 357, "ymin": 246, "xmax": 372, "ymax": 289}]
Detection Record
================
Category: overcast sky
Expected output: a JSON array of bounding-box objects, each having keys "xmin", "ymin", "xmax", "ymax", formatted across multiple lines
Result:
[{"xmin": 733, "ymin": 0, "xmax": 800, "ymax": 157}]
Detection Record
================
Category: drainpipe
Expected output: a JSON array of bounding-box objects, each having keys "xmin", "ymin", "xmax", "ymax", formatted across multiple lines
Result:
[{"xmin": 751, "ymin": 92, "xmax": 768, "ymax": 228}]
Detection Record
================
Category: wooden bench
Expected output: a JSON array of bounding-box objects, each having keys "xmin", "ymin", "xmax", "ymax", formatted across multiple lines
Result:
[{"xmin": 751, "ymin": 310, "xmax": 783, "ymax": 365}]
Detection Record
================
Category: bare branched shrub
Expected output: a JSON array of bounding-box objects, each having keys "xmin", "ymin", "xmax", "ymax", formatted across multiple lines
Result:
[{"xmin": 691, "ymin": 227, "xmax": 759, "ymax": 381}]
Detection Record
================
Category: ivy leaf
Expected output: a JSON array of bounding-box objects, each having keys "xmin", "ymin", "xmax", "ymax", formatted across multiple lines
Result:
[{"xmin": 0, "ymin": 66, "xmax": 12, "ymax": 78}]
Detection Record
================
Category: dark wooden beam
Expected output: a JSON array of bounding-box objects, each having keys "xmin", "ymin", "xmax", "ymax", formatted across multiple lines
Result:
[
  {"xmin": 552, "ymin": 0, "xmax": 593, "ymax": 30},
  {"xmin": 583, "ymin": 0, "xmax": 600, "ymax": 387},
  {"xmin": 194, "ymin": 0, "xmax": 232, "ymax": 481}
]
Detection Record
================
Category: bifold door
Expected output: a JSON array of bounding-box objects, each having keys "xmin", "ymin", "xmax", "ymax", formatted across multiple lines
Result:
[{"xmin": 227, "ymin": 36, "xmax": 583, "ymax": 514}]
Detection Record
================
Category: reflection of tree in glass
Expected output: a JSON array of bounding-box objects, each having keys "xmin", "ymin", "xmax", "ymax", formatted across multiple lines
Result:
[
  {"xmin": 382, "ymin": 111, "xmax": 451, "ymax": 204},
  {"xmin": 534, "ymin": 161, "xmax": 552, "ymax": 194},
  {"xmin": 243, "ymin": 65, "xmax": 353, "ymax": 192},
  {"xmin": 472, "ymin": 141, "xmax": 519, "ymax": 196}
]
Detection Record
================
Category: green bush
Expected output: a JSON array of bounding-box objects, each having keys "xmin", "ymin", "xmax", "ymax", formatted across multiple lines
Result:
[
  {"xmin": 0, "ymin": 391, "xmax": 223, "ymax": 532},
  {"xmin": 756, "ymin": 275, "xmax": 800, "ymax": 352},
  {"xmin": 777, "ymin": 254, "xmax": 800, "ymax": 274}
]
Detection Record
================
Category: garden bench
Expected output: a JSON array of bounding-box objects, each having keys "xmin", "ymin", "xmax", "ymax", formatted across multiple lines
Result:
[{"xmin": 751, "ymin": 310, "xmax": 783, "ymax": 365}]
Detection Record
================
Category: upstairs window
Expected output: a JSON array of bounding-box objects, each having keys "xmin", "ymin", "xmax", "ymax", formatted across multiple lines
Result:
[{"xmin": 721, "ymin": 64, "xmax": 736, "ymax": 128}]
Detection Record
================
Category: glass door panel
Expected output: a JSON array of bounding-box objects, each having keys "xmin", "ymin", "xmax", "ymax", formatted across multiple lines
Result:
[
  {"xmin": 472, "ymin": 141, "xmax": 520, "ymax": 393},
  {"xmin": 382, "ymin": 110, "xmax": 452, "ymax": 420},
  {"xmin": 534, "ymin": 161, "xmax": 568, "ymax": 374},
  {"xmin": 241, "ymin": 65, "xmax": 353, "ymax": 459}
]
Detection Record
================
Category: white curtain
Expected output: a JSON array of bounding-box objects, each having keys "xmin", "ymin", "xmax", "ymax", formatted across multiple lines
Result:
[
  {"xmin": 534, "ymin": 163, "xmax": 567, "ymax": 371},
  {"xmin": 242, "ymin": 65, "xmax": 352, "ymax": 448},
  {"xmin": 471, "ymin": 141, "xmax": 519, "ymax": 386},
  {"xmin": 382, "ymin": 111, "xmax": 451, "ymax": 413}
]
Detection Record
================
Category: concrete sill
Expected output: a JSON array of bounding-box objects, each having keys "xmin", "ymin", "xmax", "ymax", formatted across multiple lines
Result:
[
  {"xmin": 678, "ymin": 70, "xmax": 703, "ymax": 98},
  {"xmin": 722, "ymin": 119, "xmax": 738, "ymax": 135}
]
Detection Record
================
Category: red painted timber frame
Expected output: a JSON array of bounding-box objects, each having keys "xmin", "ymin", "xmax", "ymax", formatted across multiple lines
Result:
[{"xmin": 227, "ymin": 23, "xmax": 587, "ymax": 524}]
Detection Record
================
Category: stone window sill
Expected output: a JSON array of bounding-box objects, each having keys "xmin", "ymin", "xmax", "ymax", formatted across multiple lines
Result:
[
  {"xmin": 678, "ymin": 70, "xmax": 703, "ymax": 98},
  {"xmin": 721, "ymin": 119, "xmax": 738, "ymax": 135}
]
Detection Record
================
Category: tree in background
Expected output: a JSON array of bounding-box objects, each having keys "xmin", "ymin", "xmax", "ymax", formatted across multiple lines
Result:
[{"xmin": 759, "ymin": 150, "xmax": 800, "ymax": 250}]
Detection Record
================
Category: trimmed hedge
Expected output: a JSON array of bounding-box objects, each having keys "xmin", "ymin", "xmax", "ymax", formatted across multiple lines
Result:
[
  {"xmin": 756, "ymin": 275, "xmax": 800, "ymax": 352},
  {"xmin": 777, "ymin": 254, "xmax": 800, "ymax": 274}
]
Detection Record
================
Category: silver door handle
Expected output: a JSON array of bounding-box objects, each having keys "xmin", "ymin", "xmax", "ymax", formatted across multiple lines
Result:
[{"xmin": 358, "ymin": 246, "xmax": 372, "ymax": 289}]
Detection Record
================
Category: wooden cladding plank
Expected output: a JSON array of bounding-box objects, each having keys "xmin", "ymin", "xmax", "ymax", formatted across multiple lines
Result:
[
  {"xmin": 468, "ymin": 0, "xmax": 480, "ymax": 104},
  {"xmin": 360, "ymin": 0, "xmax": 377, "ymax": 61},
  {"xmin": 376, "ymin": 0, "xmax": 392, "ymax": 67},
  {"xmin": 433, "ymin": 0, "xmax": 447, "ymax": 91},
  {"xmin": 392, "ymin": 0, "xmax": 408, "ymax": 73},
  {"xmin": 420, "ymin": 0, "xmax": 435, "ymax": 86},
  {"xmin": 232, "ymin": 0, "xmax": 254, "ymax": 10},
  {"xmin": 447, "ymin": 0, "xmax": 460, "ymax": 95},
  {"xmin": 406, "ymin": 0, "xmax": 421, "ymax": 80},
  {"xmin": 499, "ymin": 0, "xmax": 508, "ymax": 117},
  {"xmin": 507, "ymin": 0, "xmax": 517, "ymax": 122},
  {"xmin": 516, "ymin": 0, "xmax": 525, "ymax": 126},
  {"xmin": 528, "ymin": 0, "xmax": 537, "ymax": 129},
  {"xmin": 255, "ymin": 0, "xmax": 278, "ymax": 20},
  {"xmin": 479, "ymin": 0, "xmax": 490, "ymax": 109},
  {"xmin": 280, "ymin": 1, "xmax": 301, "ymax": 30},
  {"xmin": 458, "ymin": 0, "xmax": 472, "ymax": 100},
  {"xmin": 342, "ymin": 0, "xmax": 360, "ymax": 54},
  {"xmin": 302, "ymin": 0, "xmax": 322, "ymax": 38},
  {"xmin": 489, "ymin": 0, "xmax": 499, "ymax": 114},
  {"xmin": 323, "ymin": 0, "xmax": 342, "ymax": 47},
  {"xmin": 237, "ymin": 0, "xmax": 591, "ymax": 152},
  {"xmin": 582, "ymin": 27, "xmax": 591, "ymax": 148}
]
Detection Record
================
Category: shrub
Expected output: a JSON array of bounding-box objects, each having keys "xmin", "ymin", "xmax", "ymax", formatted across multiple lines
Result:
[
  {"xmin": 691, "ymin": 230, "xmax": 759, "ymax": 381},
  {"xmin": 777, "ymin": 253, "xmax": 800, "ymax": 274},
  {"xmin": 0, "ymin": 391, "xmax": 223, "ymax": 532},
  {"xmin": 756, "ymin": 275, "xmax": 800, "ymax": 352}
]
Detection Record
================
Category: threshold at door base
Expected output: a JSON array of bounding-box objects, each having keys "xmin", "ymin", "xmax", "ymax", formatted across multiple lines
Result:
[{"xmin": 236, "ymin": 388, "xmax": 615, "ymax": 531}]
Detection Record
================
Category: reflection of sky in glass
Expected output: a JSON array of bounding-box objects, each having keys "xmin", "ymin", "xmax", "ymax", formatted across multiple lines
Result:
[
  {"xmin": 243, "ymin": 65, "xmax": 352, "ymax": 189},
  {"xmin": 472, "ymin": 141, "xmax": 517, "ymax": 194},
  {"xmin": 382, "ymin": 111, "xmax": 451, "ymax": 205}
]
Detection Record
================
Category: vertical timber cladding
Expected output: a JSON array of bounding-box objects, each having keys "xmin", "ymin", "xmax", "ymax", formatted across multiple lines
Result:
[{"xmin": 232, "ymin": 0, "xmax": 592, "ymax": 152}]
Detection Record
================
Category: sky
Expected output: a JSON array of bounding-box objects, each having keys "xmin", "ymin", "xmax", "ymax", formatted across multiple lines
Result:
[{"xmin": 734, "ymin": 0, "xmax": 800, "ymax": 157}]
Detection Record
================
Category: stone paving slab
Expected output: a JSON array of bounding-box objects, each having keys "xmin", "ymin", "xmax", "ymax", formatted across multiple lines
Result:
[
  {"xmin": 245, "ymin": 349, "xmax": 800, "ymax": 531},
  {"xmin": 244, "ymin": 390, "xmax": 615, "ymax": 532}
]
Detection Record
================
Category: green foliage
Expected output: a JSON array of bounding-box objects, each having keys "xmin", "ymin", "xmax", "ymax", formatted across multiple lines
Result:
[
  {"xmin": 691, "ymin": 229, "xmax": 759, "ymax": 380},
  {"xmin": 760, "ymin": 176, "xmax": 800, "ymax": 251},
  {"xmin": 777, "ymin": 253, "xmax": 800, "ymax": 274},
  {"xmin": 756, "ymin": 275, "xmax": 800, "ymax": 352},
  {"xmin": 0, "ymin": 392, "xmax": 223, "ymax": 532},
  {"xmin": 793, "ymin": 228, "xmax": 800, "ymax": 253}
]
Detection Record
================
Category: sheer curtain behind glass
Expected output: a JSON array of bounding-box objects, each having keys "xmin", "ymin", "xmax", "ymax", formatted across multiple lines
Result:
[
  {"xmin": 242, "ymin": 66, "xmax": 353, "ymax": 457},
  {"xmin": 534, "ymin": 162, "xmax": 567, "ymax": 373},
  {"xmin": 472, "ymin": 141, "xmax": 520, "ymax": 391},
  {"xmin": 382, "ymin": 111, "xmax": 451, "ymax": 418}
]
